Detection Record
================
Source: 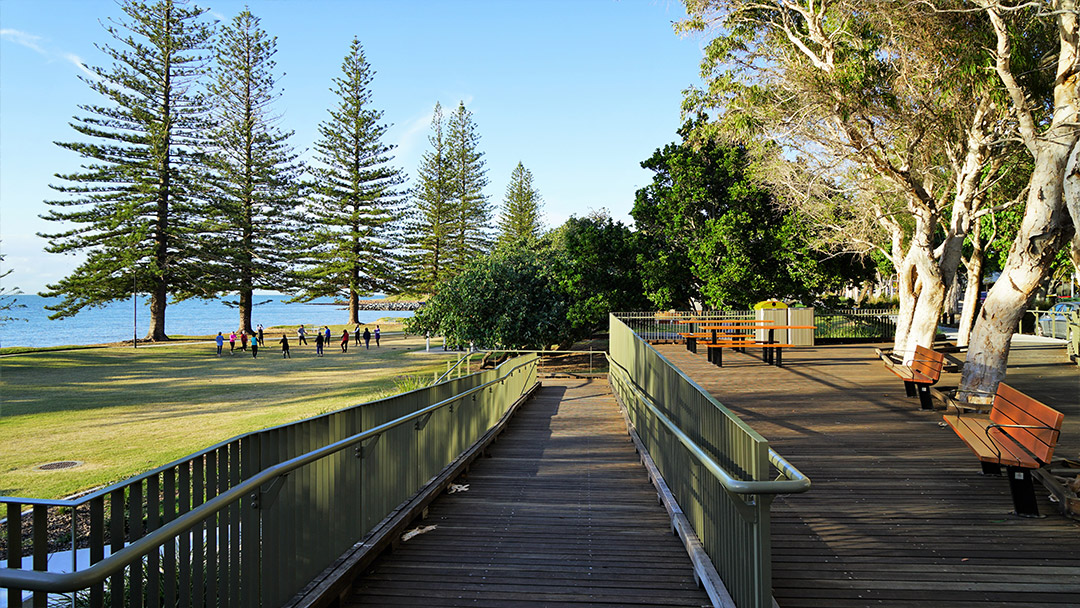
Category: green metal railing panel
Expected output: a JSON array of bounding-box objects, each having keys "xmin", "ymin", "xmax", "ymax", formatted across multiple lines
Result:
[
  {"xmin": 0, "ymin": 354, "xmax": 538, "ymax": 608},
  {"xmin": 609, "ymin": 314, "xmax": 808, "ymax": 608}
]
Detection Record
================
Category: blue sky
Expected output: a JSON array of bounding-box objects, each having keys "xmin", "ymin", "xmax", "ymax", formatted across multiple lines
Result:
[{"xmin": 0, "ymin": 0, "xmax": 703, "ymax": 293}]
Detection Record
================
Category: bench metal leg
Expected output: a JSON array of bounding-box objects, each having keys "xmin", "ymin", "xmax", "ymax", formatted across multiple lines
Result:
[
  {"xmin": 981, "ymin": 462, "xmax": 1002, "ymax": 476},
  {"xmin": 903, "ymin": 381, "xmax": 917, "ymax": 397},
  {"xmin": 1005, "ymin": 466, "xmax": 1041, "ymax": 517},
  {"xmin": 715, "ymin": 348, "xmax": 722, "ymax": 367},
  {"xmin": 917, "ymin": 384, "xmax": 933, "ymax": 410},
  {"xmin": 776, "ymin": 347, "xmax": 783, "ymax": 367}
]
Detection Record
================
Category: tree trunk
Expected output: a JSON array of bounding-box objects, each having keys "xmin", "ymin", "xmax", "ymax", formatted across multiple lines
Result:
[
  {"xmin": 239, "ymin": 289, "xmax": 253, "ymax": 335},
  {"xmin": 146, "ymin": 278, "xmax": 169, "ymax": 341},
  {"xmin": 348, "ymin": 289, "xmax": 359, "ymax": 325},
  {"xmin": 959, "ymin": 144, "xmax": 1077, "ymax": 395},
  {"xmin": 893, "ymin": 255, "xmax": 918, "ymax": 354},
  {"xmin": 903, "ymin": 210, "xmax": 949, "ymax": 357},
  {"xmin": 957, "ymin": 258, "xmax": 983, "ymax": 347}
]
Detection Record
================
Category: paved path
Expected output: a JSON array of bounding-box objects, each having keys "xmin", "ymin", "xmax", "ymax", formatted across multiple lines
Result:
[
  {"xmin": 346, "ymin": 378, "xmax": 712, "ymax": 608},
  {"xmin": 658, "ymin": 340, "xmax": 1079, "ymax": 607}
]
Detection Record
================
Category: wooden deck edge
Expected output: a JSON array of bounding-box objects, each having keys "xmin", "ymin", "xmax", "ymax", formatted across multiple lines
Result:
[
  {"xmin": 284, "ymin": 380, "xmax": 543, "ymax": 608},
  {"xmin": 611, "ymin": 389, "xmax": 739, "ymax": 608}
]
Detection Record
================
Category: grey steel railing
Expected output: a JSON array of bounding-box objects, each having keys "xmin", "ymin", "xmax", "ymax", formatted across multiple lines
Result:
[
  {"xmin": 814, "ymin": 308, "xmax": 897, "ymax": 340},
  {"xmin": 616, "ymin": 308, "xmax": 897, "ymax": 342},
  {"xmin": 1, "ymin": 354, "xmax": 538, "ymax": 608},
  {"xmin": 608, "ymin": 314, "xmax": 809, "ymax": 608},
  {"xmin": 614, "ymin": 310, "xmax": 754, "ymax": 342}
]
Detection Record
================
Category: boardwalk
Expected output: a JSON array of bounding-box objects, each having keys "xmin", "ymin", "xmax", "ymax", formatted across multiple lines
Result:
[
  {"xmin": 657, "ymin": 340, "xmax": 1080, "ymax": 607},
  {"xmin": 346, "ymin": 378, "xmax": 712, "ymax": 608}
]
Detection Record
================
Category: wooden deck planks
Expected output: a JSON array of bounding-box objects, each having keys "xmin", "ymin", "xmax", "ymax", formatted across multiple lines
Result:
[
  {"xmin": 657, "ymin": 342, "xmax": 1080, "ymax": 607},
  {"xmin": 346, "ymin": 378, "xmax": 712, "ymax": 608}
]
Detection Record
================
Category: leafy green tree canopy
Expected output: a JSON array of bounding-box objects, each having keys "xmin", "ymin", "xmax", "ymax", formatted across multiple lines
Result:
[
  {"xmin": 633, "ymin": 127, "xmax": 868, "ymax": 309},
  {"xmin": 543, "ymin": 212, "xmax": 651, "ymax": 341},
  {"xmin": 405, "ymin": 249, "xmax": 567, "ymax": 350}
]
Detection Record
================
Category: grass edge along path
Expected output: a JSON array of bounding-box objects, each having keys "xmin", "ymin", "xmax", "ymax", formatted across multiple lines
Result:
[{"xmin": 0, "ymin": 333, "xmax": 453, "ymax": 500}]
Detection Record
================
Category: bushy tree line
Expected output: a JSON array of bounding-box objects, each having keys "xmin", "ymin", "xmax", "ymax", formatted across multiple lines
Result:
[{"xmin": 40, "ymin": 0, "xmax": 547, "ymax": 339}]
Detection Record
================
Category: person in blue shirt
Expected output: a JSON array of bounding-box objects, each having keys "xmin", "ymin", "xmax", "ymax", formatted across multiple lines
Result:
[{"xmin": 215, "ymin": 332, "xmax": 224, "ymax": 356}]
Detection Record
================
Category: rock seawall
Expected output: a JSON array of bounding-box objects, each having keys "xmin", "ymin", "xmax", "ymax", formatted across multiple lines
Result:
[{"xmin": 355, "ymin": 299, "xmax": 424, "ymax": 311}]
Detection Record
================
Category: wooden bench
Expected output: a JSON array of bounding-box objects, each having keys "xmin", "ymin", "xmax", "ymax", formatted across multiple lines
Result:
[
  {"xmin": 881, "ymin": 344, "xmax": 945, "ymax": 410},
  {"xmin": 942, "ymin": 383, "xmax": 1065, "ymax": 517},
  {"xmin": 704, "ymin": 340, "xmax": 798, "ymax": 367},
  {"xmin": 681, "ymin": 332, "xmax": 754, "ymax": 353}
]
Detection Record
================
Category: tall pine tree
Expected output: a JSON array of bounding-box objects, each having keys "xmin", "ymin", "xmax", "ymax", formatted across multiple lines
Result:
[
  {"xmin": 204, "ymin": 8, "xmax": 304, "ymax": 334},
  {"xmin": 446, "ymin": 101, "xmax": 491, "ymax": 273},
  {"xmin": 407, "ymin": 102, "xmax": 455, "ymax": 295},
  {"xmin": 39, "ymin": 0, "xmax": 213, "ymax": 341},
  {"xmin": 497, "ymin": 162, "xmax": 544, "ymax": 248},
  {"xmin": 297, "ymin": 38, "xmax": 406, "ymax": 323}
]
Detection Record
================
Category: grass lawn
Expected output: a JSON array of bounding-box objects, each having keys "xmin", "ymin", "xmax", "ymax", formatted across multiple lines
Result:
[{"xmin": 0, "ymin": 331, "xmax": 455, "ymax": 500}]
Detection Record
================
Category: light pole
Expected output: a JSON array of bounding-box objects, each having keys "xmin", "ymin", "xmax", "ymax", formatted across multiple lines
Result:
[{"xmin": 133, "ymin": 267, "xmax": 137, "ymax": 348}]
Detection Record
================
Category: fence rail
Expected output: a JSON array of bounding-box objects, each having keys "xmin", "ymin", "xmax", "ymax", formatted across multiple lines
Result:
[
  {"xmin": 615, "ymin": 308, "xmax": 897, "ymax": 342},
  {"xmin": 607, "ymin": 314, "xmax": 809, "ymax": 608},
  {"xmin": 1, "ymin": 354, "xmax": 538, "ymax": 608}
]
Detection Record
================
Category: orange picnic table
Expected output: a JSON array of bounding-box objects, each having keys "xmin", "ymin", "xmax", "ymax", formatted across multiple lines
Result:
[{"xmin": 688, "ymin": 322, "xmax": 816, "ymax": 367}]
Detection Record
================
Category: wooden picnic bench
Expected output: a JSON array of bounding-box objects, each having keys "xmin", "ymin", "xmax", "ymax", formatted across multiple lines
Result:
[
  {"xmin": 880, "ymin": 344, "xmax": 945, "ymax": 410},
  {"xmin": 942, "ymin": 383, "xmax": 1065, "ymax": 517},
  {"xmin": 694, "ymin": 323, "xmax": 814, "ymax": 367}
]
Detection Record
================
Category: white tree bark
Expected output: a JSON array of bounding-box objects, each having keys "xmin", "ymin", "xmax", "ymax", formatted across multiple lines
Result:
[
  {"xmin": 957, "ymin": 257, "xmax": 983, "ymax": 347},
  {"xmin": 960, "ymin": 0, "xmax": 1080, "ymax": 395}
]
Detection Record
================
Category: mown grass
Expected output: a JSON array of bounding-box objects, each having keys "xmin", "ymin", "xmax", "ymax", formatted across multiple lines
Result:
[{"xmin": 0, "ymin": 332, "xmax": 450, "ymax": 500}]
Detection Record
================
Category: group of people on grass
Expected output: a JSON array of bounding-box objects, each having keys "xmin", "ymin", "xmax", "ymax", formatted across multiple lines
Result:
[{"xmin": 215, "ymin": 323, "xmax": 381, "ymax": 359}]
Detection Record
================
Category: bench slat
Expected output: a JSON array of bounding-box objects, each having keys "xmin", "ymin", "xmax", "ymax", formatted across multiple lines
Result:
[
  {"xmin": 910, "ymin": 346, "xmax": 945, "ymax": 383},
  {"xmin": 943, "ymin": 414, "xmax": 1039, "ymax": 468},
  {"xmin": 989, "ymin": 384, "xmax": 1064, "ymax": 465}
]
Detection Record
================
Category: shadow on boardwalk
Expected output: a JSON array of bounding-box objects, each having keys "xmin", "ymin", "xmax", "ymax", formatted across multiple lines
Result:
[
  {"xmin": 657, "ymin": 338, "xmax": 1079, "ymax": 607},
  {"xmin": 346, "ymin": 378, "xmax": 713, "ymax": 608}
]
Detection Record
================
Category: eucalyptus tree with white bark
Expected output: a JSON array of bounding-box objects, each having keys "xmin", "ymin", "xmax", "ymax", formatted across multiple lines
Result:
[
  {"xmin": 959, "ymin": 0, "xmax": 1079, "ymax": 396},
  {"xmin": 678, "ymin": 0, "xmax": 1027, "ymax": 361}
]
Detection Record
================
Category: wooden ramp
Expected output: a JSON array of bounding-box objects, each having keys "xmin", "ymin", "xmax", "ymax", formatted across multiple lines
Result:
[
  {"xmin": 345, "ymin": 378, "xmax": 712, "ymax": 608},
  {"xmin": 657, "ymin": 342, "xmax": 1080, "ymax": 607}
]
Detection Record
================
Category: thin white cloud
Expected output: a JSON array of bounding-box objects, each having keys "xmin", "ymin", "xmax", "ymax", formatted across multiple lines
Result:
[
  {"xmin": 62, "ymin": 52, "xmax": 96, "ymax": 79},
  {"xmin": 1, "ymin": 29, "xmax": 46, "ymax": 54},
  {"xmin": 2, "ymin": 28, "xmax": 96, "ymax": 80}
]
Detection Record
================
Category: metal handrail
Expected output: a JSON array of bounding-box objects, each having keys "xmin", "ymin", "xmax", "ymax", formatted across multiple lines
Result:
[
  {"xmin": 0, "ymin": 356, "xmax": 537, "ymax": 593},
  {"xmin": 608, "ymin": 358, "xmax": 810, "ymax": 496},
  {"xmin": 432, "ymin": 350, "xmax": 484, "ymax": 385}
]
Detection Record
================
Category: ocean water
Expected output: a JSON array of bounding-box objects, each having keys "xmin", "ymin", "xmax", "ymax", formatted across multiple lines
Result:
[{"xmin": 0, "ymin": 294, "xmax": 413, "ymax": 348}]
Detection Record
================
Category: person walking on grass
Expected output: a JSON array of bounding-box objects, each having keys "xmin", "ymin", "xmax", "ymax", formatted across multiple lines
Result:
[
  {"xmin": 240, "ymin": 331, "xmax": 248, "ymax": 351},
  {"xmin": 375, "ymin": 325, "xmax": 380, "ymax": 347},
  {"xmin": 354, "ymin": 324, "xmax": 361, "ymax": 346},
  {"xmin": 363, "ymin": 326, "xmax": 371, "ymax": 349},
  {"xmin": 324, "ymin": 326, "xmax": 332, "ymax": 345},
  {"xmin": 229, "ymin": 331, "xmax": 237, "ymax": 354},
  {"xmin": 257, "ymin": 324, "xmax": 265, "ymax": 347},
  {"xmin": 279, "ymin": 334, "xmax": 291, "ymax": 359},
  {"xmin": 315, "ymin": 329, "xmax": 324, "ymax": 356},
  {"xmin": 341, "ymin": 329, "xmax": 349, "ymax": 353},
  {"xmin": 215, "ymin": 332, "xmax": 224, "ymax": 356},
  {"xmin": 297, "ymin": 324, "xmax": 307, "ymax": 345},
  {"xmin": 251, "ymin": 337, "xmax": 259, "ymax": 358}
]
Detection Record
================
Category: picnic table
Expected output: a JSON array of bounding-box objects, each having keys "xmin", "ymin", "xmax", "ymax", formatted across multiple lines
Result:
[{"xmin": 687, "ymin": 321, "xmax": 815, "ymax": 367}]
